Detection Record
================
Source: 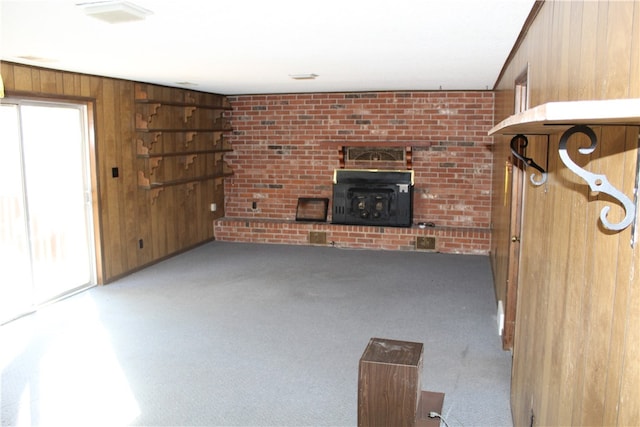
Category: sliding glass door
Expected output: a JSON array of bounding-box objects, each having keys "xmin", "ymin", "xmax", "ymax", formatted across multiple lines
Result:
[{"xmin": 0, "ymin": 100, "xmax": 96, "ymax": 323}]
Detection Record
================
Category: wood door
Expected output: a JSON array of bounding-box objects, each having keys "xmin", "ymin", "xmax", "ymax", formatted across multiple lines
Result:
[
  {"xmin": 503, "ymin": 155, "xmax": 525, "ymax": 350},
  {"xmin": 502, "ymin": 68, "xmax": 529, "ymax": 350}
]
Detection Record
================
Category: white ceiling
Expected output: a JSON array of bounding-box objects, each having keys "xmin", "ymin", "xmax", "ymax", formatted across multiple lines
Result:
[{"xmin": 0, "ymin": 0, "xmax": 536, "ymax": 95}]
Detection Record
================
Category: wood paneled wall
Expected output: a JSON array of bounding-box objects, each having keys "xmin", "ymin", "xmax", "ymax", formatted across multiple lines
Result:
[
  {"xmin": 491, "ymin": 1, "xmax": 639, "ymax": 426},
  {"xmin": 0, "ymin": 62, "xmax": 228, "ymax": 283}
]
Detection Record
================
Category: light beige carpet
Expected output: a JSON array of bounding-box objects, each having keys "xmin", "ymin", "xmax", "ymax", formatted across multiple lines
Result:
[{"xmin": 1, "ymin": 241, "xmax": 512, "ymax": 426}]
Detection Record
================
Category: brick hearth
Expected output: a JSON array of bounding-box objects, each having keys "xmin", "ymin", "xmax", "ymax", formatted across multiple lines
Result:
[{"xmin": 214, "ymin": 218, "xmax": 489, "ymax": 255}]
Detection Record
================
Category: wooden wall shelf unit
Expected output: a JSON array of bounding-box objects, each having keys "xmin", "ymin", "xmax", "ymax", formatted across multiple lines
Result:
[
  {"xmin": 135, "ymin": 100, "xmax": 231, "ymax": 132},
  {"xmin": 489, "ymin": 99, "xmax": 640, "ymax": 237},
  {"xmin": 134, "ymin": 83, "xmax": 233, "ymax": 199}
]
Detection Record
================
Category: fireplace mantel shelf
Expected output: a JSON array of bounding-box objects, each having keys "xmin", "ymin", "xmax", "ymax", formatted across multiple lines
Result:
[
  {"xmin": 490, "ymin": 98, "xmax": 640, "ymax": 240},
  {"xmin": 329, "ymin": 143, "xmax": 418, "ymax": 169},
  {"xmin": 322, "ymin": 141, "xmax": 430, "ymax": 147}
]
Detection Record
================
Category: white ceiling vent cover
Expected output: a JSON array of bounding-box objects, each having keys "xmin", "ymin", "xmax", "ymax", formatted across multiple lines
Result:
[{"xmin": 78, "ymin": 1, "xmax": 153, "ymax": 24}]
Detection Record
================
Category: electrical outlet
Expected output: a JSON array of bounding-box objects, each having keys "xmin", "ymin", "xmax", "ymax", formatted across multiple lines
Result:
[
  {"xmin": 210, "ymin": 203, "xmax": 217, "ymax": 212},
  {"xmin": 497, "ymin": 300, "xmax": 505, "ymax": 335}
]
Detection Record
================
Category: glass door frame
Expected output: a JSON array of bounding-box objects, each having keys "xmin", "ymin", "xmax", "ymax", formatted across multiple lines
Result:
[{"xmin": 1, "ymin": 94, "xmax": 103, "ymax": 321}]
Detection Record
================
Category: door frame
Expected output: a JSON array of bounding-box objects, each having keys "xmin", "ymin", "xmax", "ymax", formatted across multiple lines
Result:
[
  {"xmin": 503, "ymin": 151, "xmax": 525, "ymax": 349},
  {"xmin": 502, "ymin": 66, "xmax": 529, "ymax": 350},
  {"xmin": 2, "ymin": 94, "xmax": 103, "ymax": 318}
]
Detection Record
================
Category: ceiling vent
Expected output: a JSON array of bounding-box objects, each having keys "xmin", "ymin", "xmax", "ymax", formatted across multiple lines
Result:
[
  {"xmin": 77, "ymin": 1, "xmax": 153, "ymax": 24},
  {"xmin": 289, "ymin": 73, "xmax": 319, "ymax": 80}
]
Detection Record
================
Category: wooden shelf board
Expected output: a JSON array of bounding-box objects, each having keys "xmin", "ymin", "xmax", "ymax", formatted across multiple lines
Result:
[
  {"xmin": 489, "ymin": 98, "xmax": 640, "ymax": 136},
  {"xmin": 135, "ymin": 99, "xmax": 232, "ymax": 110},
  {"xmin": 136, "ymin": 127, "xmax": 231, "ymax": 133},
  {"xmin": 139, "ymin": 172, "xmax": 234, "ymax": 190},
  {"xmin": 137, "ymin": 149, "xmax": 232, "ymax": 158},
  {"xmin": 323, "ymin": 141, "xmax": 428, "ymax": 147}
]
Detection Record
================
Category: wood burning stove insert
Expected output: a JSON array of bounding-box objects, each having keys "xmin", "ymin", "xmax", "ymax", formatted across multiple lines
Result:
[{"xmin": 332, "ymin": 169, "xmax": 414, "ymax": 227}]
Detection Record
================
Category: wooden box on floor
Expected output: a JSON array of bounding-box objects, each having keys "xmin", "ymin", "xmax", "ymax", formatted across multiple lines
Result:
[
  {"xmin": 358, "ymin": 337, "xmax": 444, "ymax": 427},
  {"xmin": 358, "ymin": 338, "xmax": 423, "ymax": 426}
]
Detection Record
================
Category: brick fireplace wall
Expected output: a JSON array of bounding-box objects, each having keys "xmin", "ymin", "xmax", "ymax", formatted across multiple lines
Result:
[{"xmin": 215, "ymin": 91, "xmax": 493, "ymax": 254}]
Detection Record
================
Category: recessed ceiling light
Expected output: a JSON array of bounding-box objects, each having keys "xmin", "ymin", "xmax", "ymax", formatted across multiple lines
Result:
[
  {"xmin": 77, "ymin": 1, "xmax": 153, "ymax": 24},
  {"xmin": 175, "ymin": 81, "xmax": 198, "ymax": 87},
  {"xmin": 289, "ymin": 73, "xmax": 319, "ymax": 80}
]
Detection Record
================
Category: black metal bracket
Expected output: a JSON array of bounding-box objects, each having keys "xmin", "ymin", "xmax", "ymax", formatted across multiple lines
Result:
[{"xmin": 510, "ymin": 134, "xmax": 547, "ymax": 186}]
